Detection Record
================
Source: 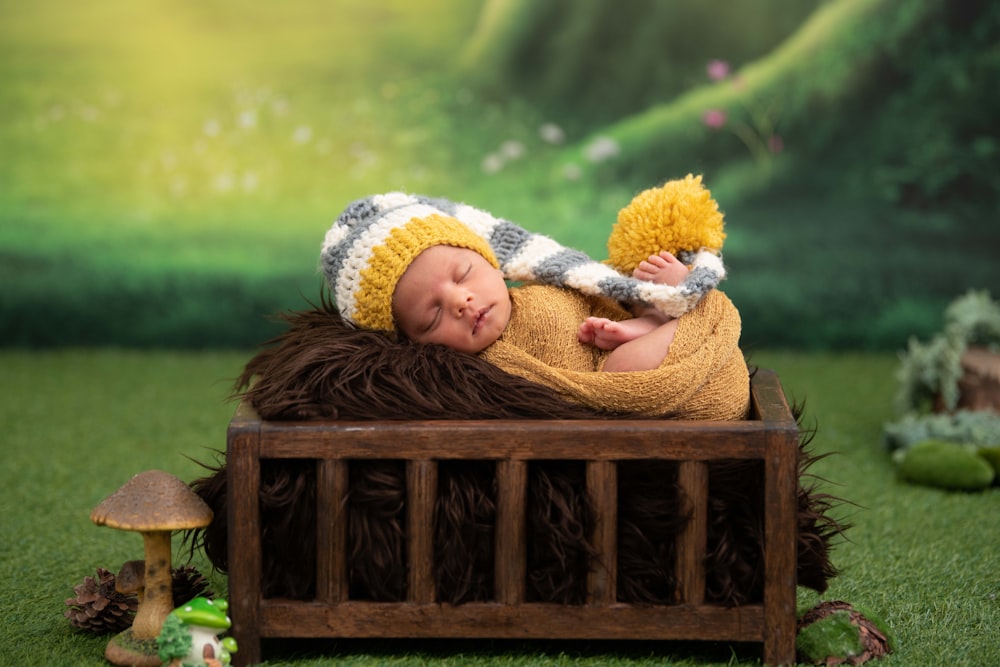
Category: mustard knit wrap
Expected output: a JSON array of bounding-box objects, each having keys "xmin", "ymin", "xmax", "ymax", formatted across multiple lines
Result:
[{"xmin": 480, "ymin": 285, "xmax": 750, "ymax": 420}]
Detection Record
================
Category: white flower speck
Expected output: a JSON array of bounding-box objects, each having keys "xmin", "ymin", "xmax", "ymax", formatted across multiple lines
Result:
[
  {"xmin": 562, "ymin": 163, "xmax": 582, "ymax": 181},
  {"xmin": 237, "ymin": 110, "xmax": 257, "ymax": 129},
  {"xmin": 203, "ymin": 119, "xmax": 221, "ymax": 137},
  {"xmin": 500, "ymin": 140, "xmax": 525, "ymax": 160},
  {"xmin": 481, "ymin": 153, "xmax": 504, "ymax": 174},
  {"xmin": 539, "ymin": 123, "xmax": 565, "ymax": 144},
  {"xmin": 213, "ymin": 171, "xmax": 235, "ymax": 192},
  {"xmin": 583, "ymin": 136, "xmax": 620, "ymax": 163},
  {"xmin": 242, "ymin": 172, "xmax": 259, "ymax": 192},
  {"xmin": 292, "ymin": 125, "xmax": 313, "ymax": 144}
]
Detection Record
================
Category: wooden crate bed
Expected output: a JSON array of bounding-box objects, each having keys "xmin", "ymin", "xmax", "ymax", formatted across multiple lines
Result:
[{"xmin": 222, "ymin": 369, "xmax": 808, "ymax": 666}]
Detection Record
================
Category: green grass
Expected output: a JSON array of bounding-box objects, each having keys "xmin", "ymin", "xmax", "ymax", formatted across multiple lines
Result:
[{"xmin": 2, "ymin": 349, "xmax": 998, "ymax": 666}]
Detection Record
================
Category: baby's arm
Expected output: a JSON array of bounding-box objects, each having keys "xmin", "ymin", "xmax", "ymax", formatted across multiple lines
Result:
[{"xmin": 633, "ymin": 251, "xmax": 689, "ymax": 286}]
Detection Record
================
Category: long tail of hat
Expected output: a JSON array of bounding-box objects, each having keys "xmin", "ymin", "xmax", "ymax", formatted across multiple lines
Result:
[{"xmin": 328, "ymin": 193, "xmax": 725, "ymax": 319}]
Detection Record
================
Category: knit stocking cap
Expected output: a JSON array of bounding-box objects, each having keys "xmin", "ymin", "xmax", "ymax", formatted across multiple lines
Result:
[{"xmin": 321, "ymin": 191, "xmax": 726, "ymax": 332}]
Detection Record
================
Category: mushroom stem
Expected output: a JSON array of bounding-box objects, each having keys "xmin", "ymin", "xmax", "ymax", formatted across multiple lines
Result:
[{"xmin": 131, "ymin": 530, "xmax": 175, "ymax": 640}]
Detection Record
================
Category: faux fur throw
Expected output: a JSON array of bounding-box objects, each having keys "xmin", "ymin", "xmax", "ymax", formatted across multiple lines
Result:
[{"xmin": 480, "ymin": 285, "xmax": 750, "ymax": 420}]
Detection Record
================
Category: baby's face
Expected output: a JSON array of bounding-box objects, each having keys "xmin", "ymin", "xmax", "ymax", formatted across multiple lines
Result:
[{"xmin": 392, "ymin": 245, "xmax": 511, "ymax": 354}]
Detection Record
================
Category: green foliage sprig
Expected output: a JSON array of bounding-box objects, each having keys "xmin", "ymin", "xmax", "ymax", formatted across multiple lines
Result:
[
  {"xmin": 883, "ymin": 409, "xmax": 1000, "ymax": 452},
  {"xmin": 894, "ymin": 290, "xmax": 1000, "ymax": 414}
]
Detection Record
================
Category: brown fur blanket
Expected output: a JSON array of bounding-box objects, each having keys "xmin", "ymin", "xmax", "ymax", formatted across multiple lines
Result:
[{"xmin": 188, "ymin": 295, "xmax": 843, "ymax": 605}]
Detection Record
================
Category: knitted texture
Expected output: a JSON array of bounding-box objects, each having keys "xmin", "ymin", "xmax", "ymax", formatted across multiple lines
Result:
[
  {"xmin": 322, "ymin": 199, "xmax": 498, "ymax": 331},
  {"xmin": 608, "ymin": 174, "xmax": 726, "ymax": 274},
  {"xmin": 480, "ymin": 285, "xmax": 750, "ymax": 420},
  {"xmin": 321, "ymin": 186, "xmax": 727, "ymax": 331}
]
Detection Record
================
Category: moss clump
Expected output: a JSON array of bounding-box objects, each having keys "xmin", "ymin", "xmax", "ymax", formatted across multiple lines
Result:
[
  {"xmin": 104, "ymin": 627, "xmax": 161, "ymax": 667},
  {"xmin": 796, "ymin": 609, "xmax": 865, "ymax": 664},
  {"xmin": 978, "ymin": 445, "xmax": 1000, "ymax": 477},
  {"xmin": 896, "ymin": 439, "xmax": 995, "ymax": 491}
]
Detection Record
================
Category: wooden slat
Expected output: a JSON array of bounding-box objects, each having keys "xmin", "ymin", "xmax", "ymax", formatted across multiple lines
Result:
[
  {"xmin": 676, "ymin": 460, "xmax": 708, "ymax": 604},
  {"xmin": 227, "ymin": 420, "xmax": 262, "ymax": 667},
  {"xmin": 406, "ymin": 460, "xmax": 437, "ymax": 603},
  {"xmin": 259, "ymin": 600, "xmax": 765, "ymax": 641},
  {"xmin": 586, "ymin": 460, "xmax": 617, "ymax": 604},
  {"xmin": 258, "ymin": 421, "xmax": 773, "ymax": 461},
  {"xmin": 495, "ymin": 460, "xmax": 527, "ymax": 604},
  {"xmin": 316, "ymin": 459, "xmax": 348, "ymax": 603}
]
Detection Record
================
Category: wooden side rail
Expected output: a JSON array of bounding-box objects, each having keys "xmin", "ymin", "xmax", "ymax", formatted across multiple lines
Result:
[{"xmin": 228, "ymin": 369, "xmax": 798, "ymax": 666}]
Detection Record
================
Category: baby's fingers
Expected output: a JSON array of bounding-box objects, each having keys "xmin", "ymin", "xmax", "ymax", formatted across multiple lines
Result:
[{"xmin": 657, "ymin": 251, "xmax": 680, "ymax": 263}]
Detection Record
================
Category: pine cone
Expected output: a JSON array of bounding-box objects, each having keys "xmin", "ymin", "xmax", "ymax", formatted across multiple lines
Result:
[
  {"xmin": 64, "ymin": 567, "xmax": 138, "ymax": 635},
  {"xmin": 171, "ymin": 564, "xmax": 214, "ymax": 607}
]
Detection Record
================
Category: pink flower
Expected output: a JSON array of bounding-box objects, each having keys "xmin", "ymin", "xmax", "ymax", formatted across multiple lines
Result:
[
  {"xmin": 706, "ymin": 59, "xmax": 730, "ymax": 81},
  {"xmin": 768, "ymin": 134, "xmax": 784, "ymax": 154},
  {"xmin": 702, "ymin": 109, "xmax": 728, "ymax": 129}
]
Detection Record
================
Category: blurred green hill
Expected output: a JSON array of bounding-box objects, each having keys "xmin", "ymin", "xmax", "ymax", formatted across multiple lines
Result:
[{"xmin": 1, "ymin": 0, "xmax": 997, "ymax": 349}]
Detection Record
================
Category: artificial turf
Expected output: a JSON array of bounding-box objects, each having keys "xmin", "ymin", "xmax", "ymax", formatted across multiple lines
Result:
[{"xmin": 1, "ymin": 349, "xmax": 997, "ymax": 666}]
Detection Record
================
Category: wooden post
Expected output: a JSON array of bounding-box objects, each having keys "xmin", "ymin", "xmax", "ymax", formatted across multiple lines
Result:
[
  {"xmin": 316, "ymin": 459, "xmax": 348, "ymax": 603},
  {"xmin": 407, "ymin": 459, "xmax": 437, "ymax": 603},
  {"xmin": 675, "ymin": 460, "xmax": 708, "ymax": 604},
  {"xmin": 495, "ymin": 460, "xmax": 527, "ymax": 604},
  {"xmin": 586, "ymin": 460, "xmax": 617, "ymax": 604},
  {"xmin": 227, "ymin": 404, "xmax": 262, "ymax": 667},
  {"xmin": 754, "ymin": 369, "xmax": 799, "ymax": 666}
]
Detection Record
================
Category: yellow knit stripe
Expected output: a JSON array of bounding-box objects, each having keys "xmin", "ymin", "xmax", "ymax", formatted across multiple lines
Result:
[{"xmin": 353, "ymin": 213, "xmax": 499, "ymax": 331}]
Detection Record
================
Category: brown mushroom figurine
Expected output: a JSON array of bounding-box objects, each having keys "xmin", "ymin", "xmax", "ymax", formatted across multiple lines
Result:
[{"xmin": 91, "ymin": 470, "xmax": 213, "ymax": 666}]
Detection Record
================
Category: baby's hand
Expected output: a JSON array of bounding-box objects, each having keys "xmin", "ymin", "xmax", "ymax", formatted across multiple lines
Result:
[{"xmin": 633, "ymin": 251, "xmax": 689, "ymax": 287}]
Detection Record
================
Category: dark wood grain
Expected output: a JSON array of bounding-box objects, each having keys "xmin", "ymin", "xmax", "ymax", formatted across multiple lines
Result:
[{"xmin": 227, "ymin": 369, "xmax": 798, "ymax": 666}]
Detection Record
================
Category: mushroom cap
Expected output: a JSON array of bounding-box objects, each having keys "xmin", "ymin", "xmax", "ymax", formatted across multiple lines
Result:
[
  {"xmin": 91, "ymin": 470, "xmax": 213, "ymax": 531},
  {"xmin": 116, "ymin": 559, "xmax": 147, "ymax": 594}
]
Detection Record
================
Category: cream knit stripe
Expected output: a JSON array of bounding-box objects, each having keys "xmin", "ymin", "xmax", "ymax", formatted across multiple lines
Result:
[
  {"xmin": 563, "ymin": 261, "xmax": 624, "ymax": 293},
  {"xmin": 636, "ymin": 282, "xmax": 697, "ymax": 317},
  {"xmin": 504, "ymin": 234, "xmax": 575, "ymax": 281},
  {"xmin": 374, "ymin": 191, "xmax": 421, "ymax": 211},
  {"xmin": 448, "ymin": 202, "xmax": 502, "ymax": 240}
]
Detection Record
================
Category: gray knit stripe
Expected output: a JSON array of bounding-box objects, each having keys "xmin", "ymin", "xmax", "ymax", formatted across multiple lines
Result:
[
  {"xmin": 320, "ymin": 196, "xmax": 424, "ymax": 287},
  {"xmin": 680, "ymin": 265, "xmax": 722, "ymax": 297},
  {"xmin": 320, "ymin": 196, "xmax": 379, "ymax": 282},
  {"xmin": 415, "ymin": 194, "xmax": 459, "ymax": 216},
  {"xmin": 531, "ymin": 247, "xmax": 593, "ymax": 284},
  {"xmin": 488, "ymin": 219, "xmax": 534, "ymax": 267},
  {"xmin": 597, "ymin": 275, "xmax": 646, "ymax": 304}
]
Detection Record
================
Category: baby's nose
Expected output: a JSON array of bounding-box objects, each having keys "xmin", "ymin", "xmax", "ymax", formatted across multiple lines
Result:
[{"xmin": 452, "ymin": 291, "xmax": 472, "ymax": 315}]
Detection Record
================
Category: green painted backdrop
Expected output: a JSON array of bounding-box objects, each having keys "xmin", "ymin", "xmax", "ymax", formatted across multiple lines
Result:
[{"xmin": 3, "ymin": 0, "xmax": 997, "ymax": 349}]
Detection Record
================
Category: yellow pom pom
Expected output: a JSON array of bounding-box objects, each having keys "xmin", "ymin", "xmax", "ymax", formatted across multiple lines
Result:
[{"xmin": 607, "ymin": 174, "xmax": 726, "ymax": 274}]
